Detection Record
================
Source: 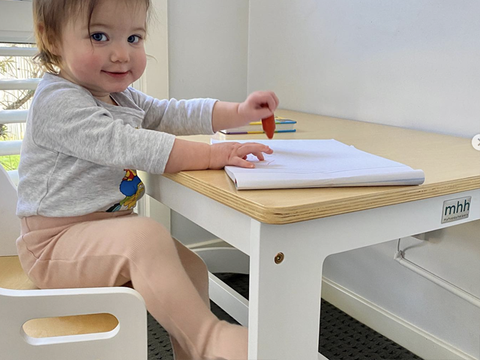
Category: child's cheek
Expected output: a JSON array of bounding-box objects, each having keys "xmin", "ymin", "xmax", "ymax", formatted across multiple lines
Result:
[
  {"xmin": 69, "ymin": 57, "xmax": 100, "ymax": 85},
  {"xmin": 87, "ymin": 53, "xmax": 104, "ymax": 69},
  {"xmin": 137, "ymin": 55, "xmax": 147, "ymax": 75}
]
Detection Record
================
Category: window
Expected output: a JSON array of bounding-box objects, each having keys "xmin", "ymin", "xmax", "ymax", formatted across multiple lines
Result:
[
  {"xmin": 0, "ymin": 0, "xmax": 35, "ymax": 182},
  {"xmin": 0, "ymin": 43, "xmax": 40, "ymax": 172}
]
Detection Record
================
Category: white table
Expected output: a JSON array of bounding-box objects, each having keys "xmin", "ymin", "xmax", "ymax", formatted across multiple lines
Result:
[{"xmin": 143, "ymin": 110, "xmax": 480, "ymax": 360}]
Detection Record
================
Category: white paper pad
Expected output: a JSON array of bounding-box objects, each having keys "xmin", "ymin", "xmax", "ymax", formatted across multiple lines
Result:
[{"xmin": 213, "ymin": 139, "xmax": 425, "ymax": 190}]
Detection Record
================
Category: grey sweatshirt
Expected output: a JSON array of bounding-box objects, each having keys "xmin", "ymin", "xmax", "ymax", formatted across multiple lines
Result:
[{"xmin": 16, "ymin": 73, "xmax": 216, "ymax": 217}]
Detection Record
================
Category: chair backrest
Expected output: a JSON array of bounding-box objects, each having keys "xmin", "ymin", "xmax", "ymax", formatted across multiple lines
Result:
[{"xmin": 0, "ymin": 166, "xmax": 21, "ymax": 256}]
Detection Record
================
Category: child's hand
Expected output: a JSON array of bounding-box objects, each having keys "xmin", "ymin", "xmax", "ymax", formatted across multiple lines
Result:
[
  {"xmin": 237, "ymin": 91, "xmax": 279, "ymax": 124},
  {"xmin": 209, "ymin": 142, "xmax": 273, "ymax": 169}
]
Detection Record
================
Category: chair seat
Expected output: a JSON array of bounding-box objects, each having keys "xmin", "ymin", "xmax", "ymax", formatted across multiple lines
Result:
[
  {"xmin": 0, "ymin": 256, "xmax": 36, "ymax": 290},
  {"xmin": 0, "ymin": 255, "xmax": 119, "ymax": 337}
]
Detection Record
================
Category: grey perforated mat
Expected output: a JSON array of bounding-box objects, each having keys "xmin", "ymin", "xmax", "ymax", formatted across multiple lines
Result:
[{"xmin": 147, "ymin": 273, "xmax": 422, "ymax": 360}]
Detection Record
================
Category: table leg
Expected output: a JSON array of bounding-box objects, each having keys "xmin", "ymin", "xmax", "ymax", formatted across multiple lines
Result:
[{"xmin": 247, "ymin": 220, "xmax": 326, "ymax": 360}]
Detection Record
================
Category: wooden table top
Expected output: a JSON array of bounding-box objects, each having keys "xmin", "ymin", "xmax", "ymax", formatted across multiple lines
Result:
[{"xmin": 161, "ymin": 110, "xmax": 480, "ymax": 224}]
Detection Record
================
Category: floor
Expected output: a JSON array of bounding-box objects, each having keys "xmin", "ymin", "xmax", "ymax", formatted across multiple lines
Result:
[{"xmin": 147, "ymin": 273, "xmax": 423, "ymax": 360}]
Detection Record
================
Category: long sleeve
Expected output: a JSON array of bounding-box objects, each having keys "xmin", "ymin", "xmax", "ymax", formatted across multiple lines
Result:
[
  {"xmin": 31, "ymin": 80, "xmax": 176, "ymax": 174},
  {"xmin": 16, "ymin": 74, "xmax": 217, "ymax": 217},
  {"xmin": 122, "ymin": 87, "xmax": 217, "ymax": 136}
]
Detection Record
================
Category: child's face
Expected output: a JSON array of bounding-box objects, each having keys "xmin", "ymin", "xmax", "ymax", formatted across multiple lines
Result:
[{"xmin": 56, "ymin": 0, "xmax": 147, "ymax": 102}]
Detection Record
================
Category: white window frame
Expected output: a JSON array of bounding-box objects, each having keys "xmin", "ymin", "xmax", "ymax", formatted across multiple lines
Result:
[
  {"xmin": 0, "ymin": 0, "xmax": 34, "ymax": 44},
  {"xmin": 137, "ymin": 0, "xmax": 169, "ymax": 99}
]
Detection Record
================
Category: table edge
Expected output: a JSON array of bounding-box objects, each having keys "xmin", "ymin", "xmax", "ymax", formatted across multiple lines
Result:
[{"xmin": 163, "ymin": 173, "xmax": 480, "ymax": 224}]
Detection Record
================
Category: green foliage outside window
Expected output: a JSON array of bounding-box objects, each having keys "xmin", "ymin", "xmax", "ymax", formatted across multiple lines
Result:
[
  {"xmin": 0, "ymin": 155, "xmax": 20, "ymax": 171},
  {"xmin": 1, "ymin": 43, "xmax": 42, "ymax": 171}
]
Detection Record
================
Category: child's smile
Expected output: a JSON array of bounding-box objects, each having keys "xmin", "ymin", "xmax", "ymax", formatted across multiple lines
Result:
[
  {"xmin": 103, "ymin": 71, "xmax": 130, "ymax": 77},
  {"xmin": 102, "ymin": 70, "xmax": 132, "ymax": 80}
]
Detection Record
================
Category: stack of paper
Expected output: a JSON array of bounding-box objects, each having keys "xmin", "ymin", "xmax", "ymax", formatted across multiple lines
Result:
[{"xmin": 215, "ymin": 139, "xmax": 425, "ymax": 190}]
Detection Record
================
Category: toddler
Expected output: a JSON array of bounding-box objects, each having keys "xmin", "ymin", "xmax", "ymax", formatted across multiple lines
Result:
[{"xmin": 16, "ymin": 0, "xmax": 278, "ymax": 359}]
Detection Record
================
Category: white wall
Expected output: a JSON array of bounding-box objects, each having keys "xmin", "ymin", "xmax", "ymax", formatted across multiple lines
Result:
[
  {"xmin": 248, "ymin": 0, "xmax": 480, "ymax": 138},
  {"xmin": 143, "ymin": 0, "xmax": 169, "ymax": 100},
  {"xmin": 167, "ymin": 0, "xmax": 249, "ymax": 102}
]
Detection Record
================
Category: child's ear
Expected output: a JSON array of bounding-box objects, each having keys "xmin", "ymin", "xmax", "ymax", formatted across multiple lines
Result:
[
  {"xmin": 49, "ymin": 41, "xmax": 61, "ymax": 57},
  {"xmin": 36, "ymin": 22, "xmax": 47, "ymax": 44},
  {"xmin": 37, "ymin": 22, "xmax": 61, "ymax": 56}
]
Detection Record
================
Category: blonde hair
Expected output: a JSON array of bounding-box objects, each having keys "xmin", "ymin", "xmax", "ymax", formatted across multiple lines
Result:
[{"xmin": 32, "ymin": 0, "xmax": 151, "ymax": 74}]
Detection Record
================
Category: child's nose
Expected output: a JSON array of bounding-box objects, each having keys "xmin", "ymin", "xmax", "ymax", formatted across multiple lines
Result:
[{"xmin": 111, "ymin": 44, "xmax": 130, "ymax": 63}]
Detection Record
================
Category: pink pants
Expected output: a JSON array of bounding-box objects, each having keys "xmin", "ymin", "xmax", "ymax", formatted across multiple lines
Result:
[{"xmin": 16, "ymin": 211, "xmax": 247, "ymax": 360}]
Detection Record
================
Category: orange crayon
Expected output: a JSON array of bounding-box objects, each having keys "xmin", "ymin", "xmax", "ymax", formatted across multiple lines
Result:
[{"xmin": 261, "ymin": 114, "xmax": 276, "ymax": 139}]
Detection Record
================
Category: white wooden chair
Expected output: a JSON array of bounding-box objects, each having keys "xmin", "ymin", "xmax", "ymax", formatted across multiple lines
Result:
[{"xmin": 0, "ymin": 165, "xmax": 148, "ymax": 360}]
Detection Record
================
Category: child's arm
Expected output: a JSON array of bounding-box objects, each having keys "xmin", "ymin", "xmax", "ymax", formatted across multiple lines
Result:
[
  {"xmin": 164, "ymin": 139, "xmax": 273, "ymax": 173},
  {"xmin": 211, "ymin": 91, "xmax": 279, "ymax": 132},
  {"xmin": 164, "ymin": 90, "xmax": 278, "ymax": 173}
]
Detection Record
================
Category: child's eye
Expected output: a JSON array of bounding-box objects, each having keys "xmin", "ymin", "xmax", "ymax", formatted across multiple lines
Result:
[
  {"xmin": 127, "ymin": 35, "xmax": 141, "ymax": 44},
  {"xmin": 91, "ymin": 33, "xmax": 108, "ymax": 42}
]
